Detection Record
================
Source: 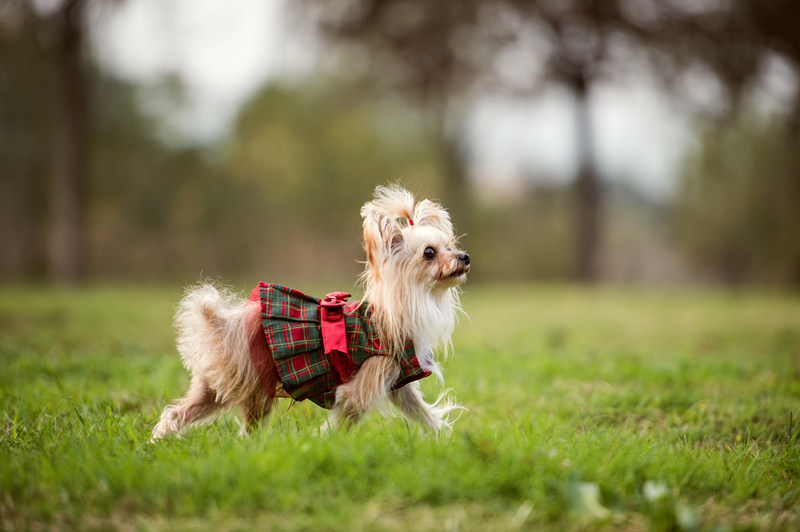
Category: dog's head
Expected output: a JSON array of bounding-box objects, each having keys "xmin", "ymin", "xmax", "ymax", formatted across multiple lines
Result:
[{"xmin": 360, "ymin": 185, "xmax": 470, "ymax": 291}]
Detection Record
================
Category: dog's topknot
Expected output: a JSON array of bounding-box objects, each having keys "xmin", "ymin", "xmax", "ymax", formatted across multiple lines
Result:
[
  {"xmin": 363, "ymin": 185, "xmax": 454, "ymax": 237},
  {"xmin": 366, "ymin": 185, "xmax": 416, "ymax": 224}
]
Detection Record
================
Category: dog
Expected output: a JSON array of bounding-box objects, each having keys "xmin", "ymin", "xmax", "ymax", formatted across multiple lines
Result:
[{"xmin": 151, "ymin": 185, "xmax": 470, "ymax": 440}]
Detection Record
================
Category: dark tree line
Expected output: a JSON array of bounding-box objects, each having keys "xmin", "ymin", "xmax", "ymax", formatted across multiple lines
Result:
[
  {"xmin": 2, "ymin": 0, "xmax": 799, "ymax": 285},
  {"xmin": 299, "ymin": 0, "xmax": 800, "ymax": 284},
  {"xmin": 2, "ymin": 0, "xmax": 90, "ymax": 283}
]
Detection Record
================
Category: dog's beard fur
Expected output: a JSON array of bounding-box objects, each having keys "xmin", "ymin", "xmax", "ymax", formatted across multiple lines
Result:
[
  {"xmin": 360, "ymin": 259, "xmax": 461, "ymax": 383},
  {"xmin": 152, "ymin": 186, "xmax": 468, "ymax": 441}
]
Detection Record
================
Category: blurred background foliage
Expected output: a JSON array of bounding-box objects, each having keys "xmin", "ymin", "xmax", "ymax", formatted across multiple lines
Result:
[
  {"xmin": 678, "ymin": 117, "xmax": 800, "ymax": 286},
  {"xmin": 1, "ymin": 0, "xmax": 799, "ymax": 288}
]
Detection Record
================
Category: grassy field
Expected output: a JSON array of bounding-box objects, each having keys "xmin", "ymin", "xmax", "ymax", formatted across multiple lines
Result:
[{"xmin": 1, "ymin": 283, "xmax": 799, "ymax": 531}]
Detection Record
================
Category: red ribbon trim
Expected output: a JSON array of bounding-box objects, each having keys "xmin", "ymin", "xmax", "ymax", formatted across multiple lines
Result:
[{"xmin": 319, "ymin": 291, "xmax": 356, "ymax": 384}]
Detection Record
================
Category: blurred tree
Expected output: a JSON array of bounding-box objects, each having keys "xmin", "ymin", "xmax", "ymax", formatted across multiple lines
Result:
[
  {"xmin": 298, "ymin": 0, "xmax": 800, "ymax": 286},
  {"xmin": 87, "ymin": 72, "xmax": 225, "ymax": 279},
  {"xmin": 0, "ymin": 16, "xmax": 444, "ymax": 283},
  {"xmin": 0, "ymin": 3, "xmax": 55, "ymax": 279},
  {"xmin": 52, "ymin": 0, "xmax": 89, "ymax": 284},
  {"xmin": 629, "ymin": 0, "xmax": 800, "ymax": 285},
  {"xmin": 297, "ymin": 0, "xmax": 680, "ymax": 283},
  {"xmin": 498, "ymin": 1, "xmax": 627, "ymax": 283},
  {"xmin": 1, "ymin": 0, "xmax": 92, "ymax": 283},
  {"xmin": 470, "ymin": 184, "xmax": 573, "ymax": 281},
  {"xmin": 0, "ymin": 0, "xmax": 227, "ymax": 282},
  {"xmin": 299, "ymin": 1, "xmax": 488, "ymax": 228},
  {"xmin": 223, "ymin": 80, "xmax": 442, "ymax": 279},
  {"xmin": 627, "ymin": 1, "xmax": 798, "ymax": 118},
  {"xmin": 677, "ymin": 117, "xmax": 799, "ymax": 285}
]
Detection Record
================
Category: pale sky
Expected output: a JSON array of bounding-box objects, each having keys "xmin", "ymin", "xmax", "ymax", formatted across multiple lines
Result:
[{"xmin": 91, "ymin": 0, "xmax": 694, "ymax": 200}]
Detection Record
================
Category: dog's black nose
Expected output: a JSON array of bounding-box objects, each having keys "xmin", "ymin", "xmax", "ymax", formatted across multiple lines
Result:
[{"xmin": 459, "ymin": 253, "xmax": 470, "ymax": 266}]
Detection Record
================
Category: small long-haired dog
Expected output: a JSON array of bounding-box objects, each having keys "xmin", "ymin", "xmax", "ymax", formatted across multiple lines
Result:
[{"xmin": 152, "ymin": 185, "xmax": 470, "ymax": 439}]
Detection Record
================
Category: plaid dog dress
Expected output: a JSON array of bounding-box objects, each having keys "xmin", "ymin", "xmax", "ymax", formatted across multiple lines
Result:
[{"xmin": 249, "ymin": 282, "xmax": 430, "ymax": 408}]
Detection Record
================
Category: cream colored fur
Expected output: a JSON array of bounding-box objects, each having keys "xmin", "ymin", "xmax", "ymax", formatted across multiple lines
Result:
[{"xmin": 152, "ymin": 185, "xmax": 469, "ymax": 440}]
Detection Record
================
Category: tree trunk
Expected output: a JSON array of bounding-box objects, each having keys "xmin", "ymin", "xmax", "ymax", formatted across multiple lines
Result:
[
  {"xmin": 51, "ymin": 0, "xmax": 88, "ymax": 284},
  {"xmin": 787, "ymin": 91, "xmax": 800, "ymax": 287},
  {"xmin": 570, "ymin": 72, "xmax": 601, "ymax": 284}
]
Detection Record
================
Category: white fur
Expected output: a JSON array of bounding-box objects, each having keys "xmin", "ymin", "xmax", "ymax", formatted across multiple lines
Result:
[
  {"xmin": 173, "ymin": 284, "xmax": 260, "ymax": 405},
  {"xmin": 152, "ymin": 185, "xmax": 469, "ymax": 440},
  {"xmin": 359, "ymin": 187, "xmax": 467, "ymax": 382}
]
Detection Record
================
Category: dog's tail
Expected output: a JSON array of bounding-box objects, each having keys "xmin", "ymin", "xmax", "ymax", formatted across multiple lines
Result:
[
  {"xmin": 174, "ymin": 283, "xmax": 259, "ymax": 405},
  {"xmin": 178, "ymin": 283, "xmax": 230, "ymax": 325}
]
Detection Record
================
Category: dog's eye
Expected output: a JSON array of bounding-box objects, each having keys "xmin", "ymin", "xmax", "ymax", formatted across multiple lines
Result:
[{"xmin": 423, "ymin": 247, "xmax": 437, "ymax": 260}]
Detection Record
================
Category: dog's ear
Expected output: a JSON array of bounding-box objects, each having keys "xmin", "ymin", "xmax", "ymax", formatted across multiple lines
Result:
[
  {"xmin": 361, "ymin": 186, "xmax": 417, "ymax": 266},
  {"xmin": 413, "ymin": 199, "xmax": 454, "ymax": 239},
  {"xmin": 361, "ymin": 203, "xmax": 404, "ymax": 270}
]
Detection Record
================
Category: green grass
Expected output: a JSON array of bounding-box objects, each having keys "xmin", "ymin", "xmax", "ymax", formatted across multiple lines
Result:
[{"xmin": 1, "ymin": 283, "xmax": 799, "ymax": 531}]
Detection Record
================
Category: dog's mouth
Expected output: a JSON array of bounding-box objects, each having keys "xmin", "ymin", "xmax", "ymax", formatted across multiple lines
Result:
[{"xmin": 439, "ymin": 265, "xmax": 470, "ymax": 283}]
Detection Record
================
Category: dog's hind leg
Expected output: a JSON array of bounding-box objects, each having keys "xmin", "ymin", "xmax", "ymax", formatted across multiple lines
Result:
[
  {"xmin": 389, "ymin": 381, "xmax": 462, "ymax": 433},
  {"xmin": 326, "ymin": 357, "xmax": 400, "ymax": 430},
  {"xmin": 151, "ymin": 377, "xmax": 221, "ymax": 440}
]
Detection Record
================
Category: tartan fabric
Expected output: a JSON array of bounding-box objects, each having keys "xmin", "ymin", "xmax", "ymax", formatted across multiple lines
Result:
[{"xmin": 252, "ymin": 282, "xmax": 430, "ymax": 409}]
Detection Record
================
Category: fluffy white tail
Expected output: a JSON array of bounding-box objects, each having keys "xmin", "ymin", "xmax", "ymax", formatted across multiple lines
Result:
[{"xmin": 174, "ymin": 284, "xmax": 259, "ymax": 406}]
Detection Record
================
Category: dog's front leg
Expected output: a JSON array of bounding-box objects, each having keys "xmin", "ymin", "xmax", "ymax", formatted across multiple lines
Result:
[
  {"xmin": 389, "ymin": 381, "xmax": 463, "ymax": 433},
  {"xmin": 325, "ymin": 356, "xmax": 400, "ymax": 430}
]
